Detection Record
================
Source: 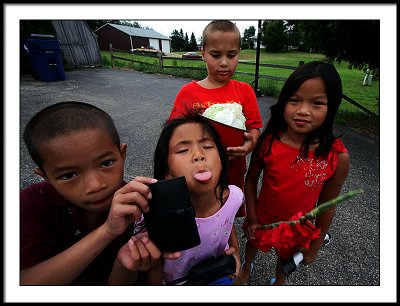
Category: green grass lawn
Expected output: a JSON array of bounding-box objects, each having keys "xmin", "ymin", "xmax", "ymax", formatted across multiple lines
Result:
[{"xmin": 102, "ymin": 49, "xmax": 379, "ymax": 138}]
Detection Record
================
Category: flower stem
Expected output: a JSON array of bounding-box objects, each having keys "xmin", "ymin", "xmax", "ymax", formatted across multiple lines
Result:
[
  {"xmin": 303, "ymin": 189, "xmax": 364, "ymax": 220},
  {"xmin": 257, "ymin": 189, "xmax": 364, "ymax": 230}
]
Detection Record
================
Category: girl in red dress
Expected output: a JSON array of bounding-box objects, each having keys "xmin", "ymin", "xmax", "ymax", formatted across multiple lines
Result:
[{"xmin": 235, "ymin": 61, "xmax": 350, "ymax": 285}]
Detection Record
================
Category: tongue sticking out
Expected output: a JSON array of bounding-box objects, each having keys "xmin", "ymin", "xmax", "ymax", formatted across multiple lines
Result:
[{"xmin": 194, "ymin": 171, "xmax": 212, "ymax": 182}]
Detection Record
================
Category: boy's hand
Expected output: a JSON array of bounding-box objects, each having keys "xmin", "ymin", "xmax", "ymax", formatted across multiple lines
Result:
[
  {"xmin": 117, "ymin": 233, "xmax": 162, "ymax": 271},
  {"xmin": 226, "ymin": 131, "xmax": 258, "ymax": 157},
  {"xmin": 106, "ymin": 176, "xmax": 157, "ymax": 237}
]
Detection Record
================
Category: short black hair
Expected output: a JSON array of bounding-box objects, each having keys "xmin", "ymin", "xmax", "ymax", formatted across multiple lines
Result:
[
  {"xmin": 23, "ymin": 101, "xmax": 120, "ymax": 170},
  {"xmin": 202, "ymin": 20, "xmax": 241, "ymax": 49}
]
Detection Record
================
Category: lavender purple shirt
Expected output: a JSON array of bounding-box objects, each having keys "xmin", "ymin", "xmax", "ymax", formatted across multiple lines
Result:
[{"xmin": 162, "ymin": 185, "xmax": 243, "ymax": 283}]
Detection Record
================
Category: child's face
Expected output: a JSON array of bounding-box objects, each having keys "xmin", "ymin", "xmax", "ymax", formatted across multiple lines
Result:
[
  {"xmin": 166, "ymin": 122, "xmax": 222, "ymax": 195},
  {"xmin": 202, "ymin": 30, "xmax": 240, "ymax": 85},
  {"xmin": 284, "ymin": 77, "xmax": 328, "ymax": 136},
  {"xmin": 35, "ymin": 128, "xmax": 126, "ymax": 213}
]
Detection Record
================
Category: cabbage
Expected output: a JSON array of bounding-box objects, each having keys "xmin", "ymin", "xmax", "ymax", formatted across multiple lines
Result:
[{"xmin": 202, "ymin": 103, "xmax": 246, "ymax": 130}]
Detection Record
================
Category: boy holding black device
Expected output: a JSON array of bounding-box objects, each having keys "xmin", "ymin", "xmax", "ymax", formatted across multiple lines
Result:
[{"xmin": 20, "ymin": 101, "xmax": 166, "ymax": 285}]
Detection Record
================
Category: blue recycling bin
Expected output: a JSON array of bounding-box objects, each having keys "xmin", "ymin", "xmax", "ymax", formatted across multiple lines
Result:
[{"xmin": 23, "ymin": 34, "xmax": 66, "ymax": 82}]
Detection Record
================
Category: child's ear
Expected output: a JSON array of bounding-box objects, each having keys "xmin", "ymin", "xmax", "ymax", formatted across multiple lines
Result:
[
  {"xmin": 33, "ymin": 167, "xmax": 48, "ymax": 181},
  {"xmin": 120, "ymin": 143, "xmax": 127, "ymax": 161}
]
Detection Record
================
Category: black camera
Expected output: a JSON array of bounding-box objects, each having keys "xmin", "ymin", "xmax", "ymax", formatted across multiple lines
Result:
[{"xmin": 279, "ymin": 233, "xmax": 331, "ymax": 277}]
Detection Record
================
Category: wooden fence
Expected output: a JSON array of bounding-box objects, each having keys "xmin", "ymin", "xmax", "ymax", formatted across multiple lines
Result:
[{"xmin": 109, "ymin": 44, "xmax": 377, "ymax": 117}]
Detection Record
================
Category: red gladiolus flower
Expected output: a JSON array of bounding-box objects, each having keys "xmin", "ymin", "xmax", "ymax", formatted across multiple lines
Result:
[
  {"xmin": 253, "ymin": 190, "xmax": 364, "ymax": 259},
  {"xmin": 255, "ymin": 212, "xmax": 321, "ymax": 259}
]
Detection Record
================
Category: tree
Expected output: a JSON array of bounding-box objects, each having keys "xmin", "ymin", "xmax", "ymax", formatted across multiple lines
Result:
[
  {"xmin": 189, "ymin": 32, "xmax": 198, "ymax": 51},
  {"xmin": 262, "ymin": 20, "xmax": 286, "ymax": 52},
  {"xmin": 296, "ymin": 20, "xmax": 379, "ymax": 70},
  {"xmin": 20, "ymin": 20, "xmax": 57, "ymax": 39},
  {"xmin": 284, "ymin": 20, "xmax": 303, "ymax": 49},
  {"xmin": 243, "ymin": 26, "xmax": 256, "ymax": 49},
  {"xmin": 184, "ymin": 33, "xmax": 189, "ymax": 51},
  {"xmin": 170, "ymin": 29, "xmax": 185, "ymax": 51},
  {"xmin": 85, "ymin": 20, "xmax": 142, "ymax": 32}
]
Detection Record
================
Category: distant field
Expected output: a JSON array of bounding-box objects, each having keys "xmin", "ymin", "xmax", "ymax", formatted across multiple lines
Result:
[{"xmin": 101, "ymin": 49, "xmax": 379, "ymax": 137}]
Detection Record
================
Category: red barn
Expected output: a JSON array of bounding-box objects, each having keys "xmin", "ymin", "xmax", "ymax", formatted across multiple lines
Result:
[{"xmin": 95, "ymin": 23, "xmax": 171, "ymax": 53}]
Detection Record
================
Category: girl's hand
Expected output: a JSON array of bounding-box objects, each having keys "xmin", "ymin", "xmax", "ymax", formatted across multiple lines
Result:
[
  {"xmin": 162, "ymin": 251, "xmax": 181, "ymax": 260},
  {"xmin": 105, "ymin": 176, "xmax": 157, "ymax": 237},
  {"xmin": 117, "ymin": 232, "xmax": 162, "ymax": 272},
  {"xmin": 298, "ymin": 246, "xmax": 319, "ymax": 265},
  {"xmin": 297, "ymin": 236, "xmax": 325, "ymax": 265},
  {"xmin": 224, "ymin": 246, "xmax": 241, "ymax": 277},
  {"xmin": 246, "ymin": 222, "xmax": 260, "ymax": 240}
]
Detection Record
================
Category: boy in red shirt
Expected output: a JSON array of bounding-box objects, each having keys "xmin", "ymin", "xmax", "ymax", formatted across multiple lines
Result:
[{"xmin": 169, "ymin": 20, "xmax": 263, "ymax": 217}]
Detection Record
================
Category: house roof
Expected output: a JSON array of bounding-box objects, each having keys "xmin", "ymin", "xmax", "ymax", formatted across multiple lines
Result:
[{"xmin": 96, "ymin": 23, "xmax": 171, "ymax": 40}]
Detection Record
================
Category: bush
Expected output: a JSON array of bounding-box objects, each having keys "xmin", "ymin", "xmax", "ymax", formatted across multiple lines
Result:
[
  {"xmin": 241, "ymin": 42, "xmax": 250, "ymax": 50},
  {"xmin": 101, "ymin": 55, "xmax": 111, "ymax": 67},
  {"xmin": 259, "ymin": 79, "xmax": 279, "ymax": 97}
]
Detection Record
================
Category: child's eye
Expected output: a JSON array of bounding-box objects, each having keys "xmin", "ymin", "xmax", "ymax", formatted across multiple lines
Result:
[
  {"xmin": 59, "ymin": 172, "xmax": 77, "ymax": 180},
  {"xmin": 203, "ymin": 144, "xmax": 215, "ymax": 149},
  {"xmin": 288, "ymin": 98, "xmax": 299, "ymax": 104},
  {"xmin": 176, "ymin": 149, "xmax": 188, "ymax": 154},
  {"xmin": 228, "ymin": 53, "xmax": 237, "ymax": 58},
  {"xmin": 313, "ymin": 101, "xmax": 327, "ymax": 106},
  {"xmin": 100, "ymin": 160, "xmax": 114, "ymax": 168}
]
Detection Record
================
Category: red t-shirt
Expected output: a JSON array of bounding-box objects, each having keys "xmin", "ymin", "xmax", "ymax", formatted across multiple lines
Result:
[
  {"xmin": 245, "ymin": 137, "xmax": 348, "ymax": 252},
  {"xmin": 169, "ymin": 80, "xmax": 263, "ymax": 190},
  {"xmin": 20, "ymin": 181, "xmax": 135, "ymax": 285}
]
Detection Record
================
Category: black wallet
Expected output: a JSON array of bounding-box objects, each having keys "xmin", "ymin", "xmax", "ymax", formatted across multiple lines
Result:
[
  {"xmin": 185, "ymin": 254, "xmax": 237, "ymax": 285},
  {"xmin": 144, "ymin": 176, "xmax": 201, "ymax": 252}
]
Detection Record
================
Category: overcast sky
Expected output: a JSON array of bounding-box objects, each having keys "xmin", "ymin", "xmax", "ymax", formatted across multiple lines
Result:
[{"xmin": 138, "ymin": 20, "xmax": 260, "ymax": 42}]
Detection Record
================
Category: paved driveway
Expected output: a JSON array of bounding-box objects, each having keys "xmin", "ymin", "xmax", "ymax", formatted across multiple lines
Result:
[{"xmin": 19, "ymin": 68, "xmax": 380, "ymax": 289}]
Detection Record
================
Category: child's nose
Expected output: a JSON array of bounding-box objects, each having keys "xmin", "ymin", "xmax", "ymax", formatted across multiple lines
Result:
[
  {"xmin": 297, "ymin": 104, "xmax": 311, "ymax": 115},
  {"xmin": 193, "ymin": 154, "xmax": 205, "ymax": 163},
  {"xmin": 220, "ymin": 57, "xmax": 228, "ymax": 67},
  {"xmin": 85, "ymin": 172, "xmax": 107, "ymax": 194}
]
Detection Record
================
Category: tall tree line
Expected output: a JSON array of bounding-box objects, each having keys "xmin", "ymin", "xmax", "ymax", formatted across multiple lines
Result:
[
  {"xmin": 259, "ymin": 20, "xmax": 379, "ymax": 70},
  {"xmin": 170, "ymin": 29, "xmax": 198, "ymax": 52}
]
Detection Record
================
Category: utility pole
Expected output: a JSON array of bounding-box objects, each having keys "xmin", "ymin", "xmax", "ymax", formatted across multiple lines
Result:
[{"xmin": 254, "ymin": 20, "xmax": 262, "ymax": 97}]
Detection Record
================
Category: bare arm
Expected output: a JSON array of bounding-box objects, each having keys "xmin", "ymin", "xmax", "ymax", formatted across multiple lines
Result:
[
  {"xmin": 21, "ymin": 224, "xmax": 117, "ymax": 284},
  {"xmin": 244, "ymin": 153, "xmax": 263, "ymax": 238},
  {"xmin": 302, "ymin": 152, "xmax": 350, "ymax": 264},
  {"xmin": 226, "ymin": 224, "xmax": 241, "ymax": 276},
  {"xmin": 21, "ymin": 177, "xmax": 156, "ymax": 285}
]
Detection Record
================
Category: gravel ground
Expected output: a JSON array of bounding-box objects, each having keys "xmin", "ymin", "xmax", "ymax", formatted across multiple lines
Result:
[{"xmin": 16, "ymin": 68, "xmax": 390, "ymax": 302}]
